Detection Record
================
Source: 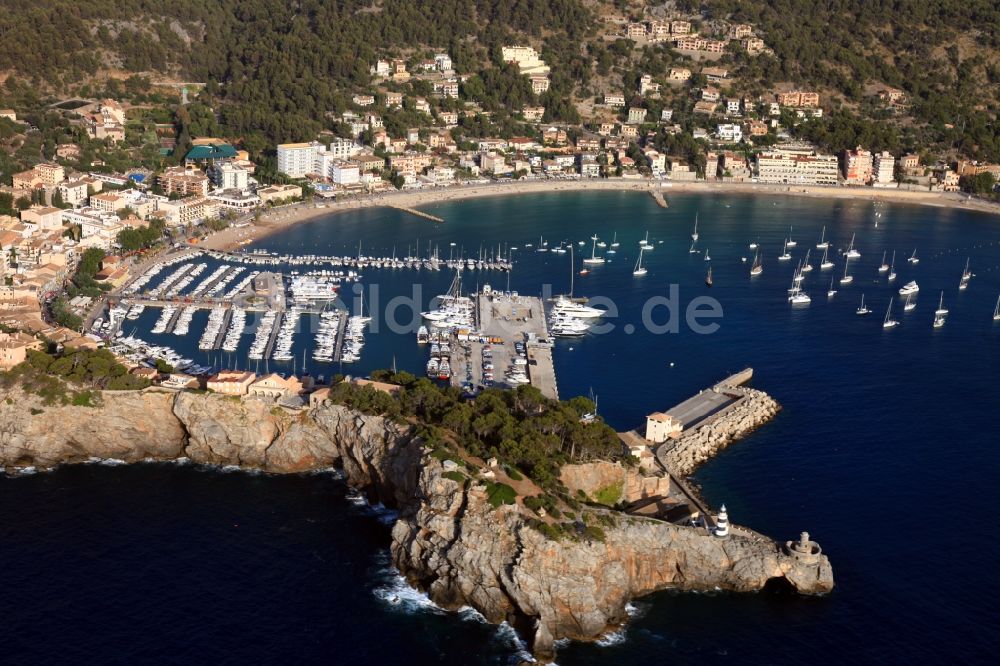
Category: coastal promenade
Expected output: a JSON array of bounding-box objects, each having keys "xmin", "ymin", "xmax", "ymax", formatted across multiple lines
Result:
[{"xmin": 199, "ymin": 177, "xmax": 1000, "ymax": 252}]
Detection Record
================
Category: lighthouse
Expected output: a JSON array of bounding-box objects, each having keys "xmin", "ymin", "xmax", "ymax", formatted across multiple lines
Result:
[{"xmin": 714, "ymin": 504, "xmax": 730, "ymax": 537}]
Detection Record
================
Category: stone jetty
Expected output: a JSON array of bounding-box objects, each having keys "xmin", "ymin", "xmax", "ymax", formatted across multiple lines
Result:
[{"xmin": 657, "ymin": 385, "xmax": 780, "ymax": 476}]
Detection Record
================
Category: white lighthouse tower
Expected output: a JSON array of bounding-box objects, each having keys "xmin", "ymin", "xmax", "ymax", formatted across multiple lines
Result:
[{"xmin": 714, "ymin": 504, "xmax": 730, "ymax": 537}]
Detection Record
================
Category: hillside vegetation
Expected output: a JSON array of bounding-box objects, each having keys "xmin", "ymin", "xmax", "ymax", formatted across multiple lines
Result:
[{"xmin": 0, "ymin": 0, "xmax": 997, "ymax": 159}]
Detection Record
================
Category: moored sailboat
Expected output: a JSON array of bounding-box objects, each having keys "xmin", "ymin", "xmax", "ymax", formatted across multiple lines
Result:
[
  {"xmin": 883, "ymin": 298, "xmax": 899, "ymax": 328},
  {"xmin": 632, "ymin": 247, "xmax": 647, "ymax": 276},
  {"xmin": 856, "ymin": 293, "xmax": 871, "ymax": 315}
]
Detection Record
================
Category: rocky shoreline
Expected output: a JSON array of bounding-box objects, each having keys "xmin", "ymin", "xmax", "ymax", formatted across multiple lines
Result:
[{"xmin": 0, "ymin": 388, "xmax": 831, "ymax": 661}]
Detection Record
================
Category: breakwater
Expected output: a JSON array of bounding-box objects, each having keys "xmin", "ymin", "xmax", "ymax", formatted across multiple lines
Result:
[{"xmin": 657, "ymin": 384, "xmax": 781, "ymax": 477}]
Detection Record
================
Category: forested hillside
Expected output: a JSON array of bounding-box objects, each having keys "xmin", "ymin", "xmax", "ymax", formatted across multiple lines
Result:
[{"xmin": 0, "ymin": 0, "xmax": 997, "ymax": 159}]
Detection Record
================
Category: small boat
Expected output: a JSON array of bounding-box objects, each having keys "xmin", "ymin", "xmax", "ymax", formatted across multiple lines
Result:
[
  {"xmin": 935, "ymin": 292, "xmax": 949, "ymax": 316},
  {"xmin": 632, "ymin": 248, "xmax": 647, "ymax": 276},
  {"xmin": 610, "ymin": 232, "xmax": 620, "ymax": 249},
  {"xmin": 888, "ymin": 250, "xmax": 897, "ymax": 281},
  {"xmin": 749, "ymin": 238, "xmax": 759, "ymax": 250},
  {"xmin": 750, "ymin": 248, "xmax": 763, "ymax": 276},
  {"xmin": 908, "ymin": 248, "xmax": 919, "ymax": 264},
  {"xmin": 903, "ymin": 293, "xmax": 916, "ymax": 311},
  {"xmin": 578, "ymin": 269, "xmax": 590, "ymax": 275},
  {"xmin": 828, "ymin": 276, "xmax": 837, "ymax": 298},
  {"xmin": 959, "ymin": 257, "xmax": 972, "ymax": 290},
  {"xmin": 839, "ymin": 256, "xmax": 853, "ymax": 284},
  {"xmin": 705, "ymin": 265, "xmax": 713, "ymax": 286},
  {"xmin": 691, "ymin": 213, "xmax": 699, "ymax": 242},
  {"xmin": 778, "ymin": 239, "xmax": 792, "ymax": 261},
  {"xmin": 993, "ymin": 294, "xmax": 1000, "ymax": 321},
  {"xmin": 582, "ymin": 235, "xmax": 605, "ymax": 265},
  {"xmin": 816, "ymin": 226, "xmax": 829, "ymax": 249},
  {"xmin": 933, "ymin": 313, "xmax": 945, "ymax": 328},
  {"xmin": 883, "ymin": 298, "xmax": 899, "ymax": 328},
  {"xmin": 786, "ymin": 226, "xmax": 797, "ymax": 247},
  {"xmin": 704, "ymin": 248, "xmax": 711, "ymax": 261},
  {"xmin": 845, "ymin": 233, "xmax": 860, "ymax": 259},
  {"xmin": 898, "ymin": 280, "xmax": 919, "ymax": 296},
  {"xmin": 820, "ymin": 246, "xmax": 834, "ymax": 270},
  {"xmin": 878, "ymin": 251, "xmax": 889, "ymax": 273},
  {"xmin": 856, "ymin": 293, "xmax": 871, "ymax": 315}
]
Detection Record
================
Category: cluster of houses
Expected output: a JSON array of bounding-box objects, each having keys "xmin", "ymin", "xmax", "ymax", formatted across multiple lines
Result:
[{"xmin": 611, "ymin": 14, "xmax": 771, "ymax": 57}]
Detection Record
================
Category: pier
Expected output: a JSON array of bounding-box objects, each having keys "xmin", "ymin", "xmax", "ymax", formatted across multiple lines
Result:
[
  {"xmin": 446, "ymin": 288, "xmax": 558, "ymax": 399},
  {"xmin": 263, "ymin": 312, "xmax": 284, "ymax": 359},
  {"xmin": 331, "ymin": 313, "xmax": 348, "ymax": 363},
  {"xmin": 211, "ymin": 307, "xmax": 233, "ymax": 350},
  {"xmin": 163, "ymin": 306, "xmax": 184, "ymax": 334},
  {"xmin": 389, "ymin": 205, "xmax": 444, "ymax": 223}
]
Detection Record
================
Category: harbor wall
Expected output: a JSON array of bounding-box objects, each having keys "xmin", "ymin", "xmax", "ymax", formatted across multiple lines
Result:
[{"xmin": 657, "ymin": 386, "xmax": 780, "ymax": 476}]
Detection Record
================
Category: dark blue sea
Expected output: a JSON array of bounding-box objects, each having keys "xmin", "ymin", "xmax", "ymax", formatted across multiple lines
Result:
[{"xmin": 3, "ymin": 191, "xmax": 999, "ymax": 663}]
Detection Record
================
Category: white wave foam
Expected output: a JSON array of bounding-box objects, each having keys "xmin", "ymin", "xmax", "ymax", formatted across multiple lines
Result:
[
  {"xmin": 98, "ymin": 458, "xmax": 126, "ymax": 466},
  {"xmin": 596, "ymin": 628, "xmax": 627, "ymax": 647}
]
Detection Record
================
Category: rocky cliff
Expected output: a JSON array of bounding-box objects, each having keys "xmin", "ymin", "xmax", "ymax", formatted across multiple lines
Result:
[{"xmin": 0, "ymin": 388, "xmax": 832, "ymax": 661}]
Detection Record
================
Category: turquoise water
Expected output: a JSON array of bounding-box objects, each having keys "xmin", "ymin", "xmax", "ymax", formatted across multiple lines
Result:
[{"xmin": 3, "ymin": 191, "xmax": 999, "ymax": 663}]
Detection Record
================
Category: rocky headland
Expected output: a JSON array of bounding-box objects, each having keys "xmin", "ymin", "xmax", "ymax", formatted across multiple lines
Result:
[{"xmin": 0, "ymin": 388, "xmax": 832, "ymax": 661}]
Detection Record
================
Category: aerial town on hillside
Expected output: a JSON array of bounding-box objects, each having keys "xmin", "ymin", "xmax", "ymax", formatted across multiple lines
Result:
[{"xmin": 1, "ymin": 10, "xmax": 998, "ymax": 352}]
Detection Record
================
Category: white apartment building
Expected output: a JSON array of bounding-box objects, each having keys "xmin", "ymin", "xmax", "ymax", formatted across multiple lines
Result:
[
  {"xmin": 717, "ymin": 124, "xmax": 743, "ymax": 142},
  {"xmin": 873, "ymin": 152, "xmax": 896, "ymax": 185},
  {"xmin": 277, "ymin": 142, "xmax": 322, "ymax": 178},
  {"xmin": 756, "ymin": 149, "xmax": 839, "ymax": 185},
  {"xmin": 331, "ymin": 162, "xmax": 361, "ymax": 186},
  {"xmin": 215, "ymin": 162, "xmax": 249, "ymax": 191}
]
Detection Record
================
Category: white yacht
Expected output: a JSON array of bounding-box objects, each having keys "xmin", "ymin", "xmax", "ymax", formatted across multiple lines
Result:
[
  {"xmin": 856, "ymin": 294, "xmax": 871, "ymax": 315},
  {"xmin": 878, "ymin": 251, "xmax": 889, "ymax": 273},
  {"xmin": 640, "ymin": 231, "xmax": 653, "ymax": 250},
  {"xmin": 935, "ymin": 292, "xmax": 949, "ymax": 316},
  {"xmin": 801, "ymin": 249, "xmax": 813, "ymax": 272},
  {"xmin": 898, "ymin": 281, "xmax": 919, "ymax": 296},
  {"xmin": 845, "ymin": 233, "xmax": 861, "ymax": 259},
  {"xmin": 959, "ymin": 258, "xmax": 972, "ymax": 290},
  {"xmin": 778, "ymin": 239, "xmax": 792, "ymax": 261},
  {"xmin": 883, "ymin": 299, "xmax": 899, "ymax": 328},
  {"xmin": 633, "ymin": 247, "xmax": 647, "ymax": 276},
  {"xmin": 908, "ymin": 248, "xmax": 919, "ymax": 264},
  {"xmin": 786, "ymin": 226, "xmax": 797, "ymax": 247},
  {"xmin": 551, "ymin": 296, "xmax": 606, "ymax": 318},
  {"xmin": 903, "ymin": 293, "xmax": 916, "ymax": 311},
  {"xmin": 610, "ymin": 232, "xmax": 620, "ymax": 249},
  {"xmin": 840, "ymin": 256, "xmax": 853, "ymax": 284},
  {"xmin": 583, "ymin": 235, "xmax": 606, "ymax": 265},
  {"xmin": 816, "ymin": 226, "xmax": 829, "ymax": 249},
  {"xmin": 828, "ymin": 276, "xmax": 837, "ymax": 298},
  {"xmin": 820, "ymin": 246, "xmax": 834, "ymax": 270}
]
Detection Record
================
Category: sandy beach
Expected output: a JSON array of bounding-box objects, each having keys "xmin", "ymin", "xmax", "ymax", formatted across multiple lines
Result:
[{"xmin": 200, "ymin": 178, "xmax": 1000, "ymax": 252}]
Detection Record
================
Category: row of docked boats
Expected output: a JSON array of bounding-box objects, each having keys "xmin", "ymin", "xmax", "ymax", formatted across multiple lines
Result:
[
  {"xmin": 124, "ymin": 252, "xmax": 192, "ymax": 295},
  {"xmin": 426, "ymin": 337, "xmax": 452, "ymax": 380},
  {"xmin": 199, "ymin": 305, "xmax": 227, "ymax": 350},
  {"xmin": 341, "ymin": 314, "xmax": 370, "ymax": 363},
  {"xmin": 272, "ymin": 307, "xmax": 303, "ymax": 362},
  {"xmin": 313, "ymin": 311, "xmax": 343, "ymax": 363},
  {"xmin": 248, "ymin": 310, "xmax": 278, "ymax": 360},
  {"xmin": 110, "ymin": 335, "xmax": 211, "ymax": 376},
  {"xmin": 220, "ymin": 249, "xmax": 512, "ymax": 272},
  {"xmin": 548, "ymin": 295, "xmax": 606, "ymax": 337}
]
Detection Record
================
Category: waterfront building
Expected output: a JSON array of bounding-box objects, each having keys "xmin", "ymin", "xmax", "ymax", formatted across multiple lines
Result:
[
  {"xmin": 207, "ymin": 370, "xmax": 257, "ymax": 395},
  {"xmin": 277, "ymin": 141, "xmax": 321, "ymax": 178},
  {"xmin": 756, "ymin": 147, "xmax": 839, "ymax": 185},
  {"xmin": 257, "ymin": 184, "xmax": 302, "ymax": 204},
  {"xmin": 843, "ymin": 146, "xmax": 873, "ymax": 185},
  {"xmin": 645, "ymin": 412, "xmax": 683, "ymax": 442},
  {"xmin": 873, "ymin": 152, "xmax": 896, "ymax": 185}
]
